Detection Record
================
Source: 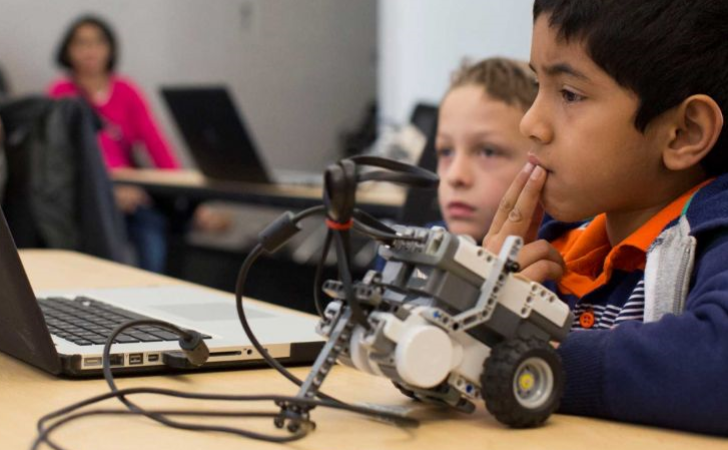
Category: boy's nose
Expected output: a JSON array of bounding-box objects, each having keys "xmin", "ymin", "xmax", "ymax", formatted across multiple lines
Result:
[
  {"xmin": 520, "ymin": 97, "xmax": 553, "ymax": 145},
  {"xmin": 446, "ymin": 153, "xmax": 474, "ymax": 188}
]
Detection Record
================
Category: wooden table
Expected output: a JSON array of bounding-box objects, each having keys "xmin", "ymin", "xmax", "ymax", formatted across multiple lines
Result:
[
  {"xmin": 112, "ymin": 169, "xmax": 407, "ymax": 218},
  {"xmin": 2, "ymin": 250, "xmax": 725, "ymax": 450}
]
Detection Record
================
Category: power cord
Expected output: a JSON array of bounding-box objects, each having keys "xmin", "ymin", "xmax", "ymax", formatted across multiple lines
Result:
[
  {"xmin": 32, "ymin": 156, "xmax": 436, "ymax": 449},
  {"xmin": 33, "ymin": 317, "xmax": 417, "ymax": 450}
]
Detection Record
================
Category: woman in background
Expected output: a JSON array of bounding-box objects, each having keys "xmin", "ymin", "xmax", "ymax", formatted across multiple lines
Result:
[{"xmin": 48, "ymin": 15, "xmax": 212, "ymax": 272}]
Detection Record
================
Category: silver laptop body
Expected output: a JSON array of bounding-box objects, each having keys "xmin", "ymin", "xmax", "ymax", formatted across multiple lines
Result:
[{"xmin": 0, "ymin": 209, "xmax": 323, "ymax": 377}]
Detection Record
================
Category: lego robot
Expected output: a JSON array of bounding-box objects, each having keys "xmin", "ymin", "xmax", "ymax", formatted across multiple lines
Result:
[{"xmin": 290, "ymin": 225, "xmax": 573, "ymax": 428}]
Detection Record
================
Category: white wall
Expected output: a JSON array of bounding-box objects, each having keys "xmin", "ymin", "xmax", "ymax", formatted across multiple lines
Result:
[
  {"xmin": 378, "ymin": 0, "xmax": 534, "ymax": 125},
  {"xmin": 0, "ymin": 0, "xmax": 377, "ymax": 171}
]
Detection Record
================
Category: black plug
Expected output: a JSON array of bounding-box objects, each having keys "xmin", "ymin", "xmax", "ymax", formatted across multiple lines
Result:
[
  {"xmin": 170, "ymin": 330, "xmax": 209, "ymax": 368},
  {"xmin": 258, "ymin": 212, "xmax": 301, "ymax": 253}
]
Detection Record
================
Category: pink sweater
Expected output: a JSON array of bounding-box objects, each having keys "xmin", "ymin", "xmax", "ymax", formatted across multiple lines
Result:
[{"xmin": 48, "ymin": 76, "xmax": 180, "ymax": 170}]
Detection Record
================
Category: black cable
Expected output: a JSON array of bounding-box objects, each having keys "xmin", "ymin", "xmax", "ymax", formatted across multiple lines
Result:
[
  {"xmin": 235, "ymin": 244, "xmax": 299, "ymax": 386},
  {"xmin": 36, "ymin": 409, "xmax": 288, "ymax": 450},
  {"xmin": 233, "ymin": 205, "xmax": 343, "ymax": 404},
  {"xmin": 358, "ymin": 170, "xmax": 439, "ymax": 187},
  {"xmin": 353, "ymin": 220, "xmax": 404, "ymax": 243},
  {"xmin": 32, "ymin": 159, "xmax": 435, "ymax": 448},
  {"xmin": 290, "ymin": 205, "xmax": 328, "ymax": 229},
  {"xmin": 332, "ymin": 229, "xmax": 370, "ymax": 329},
  {"xmin": 234, "ymin": 244, "xmax": 342, "ymax": 405},
  {"xmin": 33, "ymin": 317, "xmax": 418, "ymax": 449},
  {"xmin": 313, "ymin": 229, "xmax": 333, "ymax": 318},
  {"xmin": 348, "ymin": 155, "xmax": 439, "ymax": 188},
  {"xmin": 33, "ymin": 320, "xmax": 312, "ymax": 450},
  {"xmin": 101, "ymin": 321, "xmax": 313, "ymax": 441},
  {"xmin": 35, "ymin": 406, "xmax": 305, "ymax": 450},
  {"xmin": 354, "ymin": 209, "xmax": 399, "ymax": 235},
  {"xmin": 34, "ymin": 387, "xmax": 418, "ymax": 450}
]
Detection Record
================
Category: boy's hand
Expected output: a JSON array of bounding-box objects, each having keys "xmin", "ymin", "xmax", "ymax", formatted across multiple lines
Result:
[
  {"xmin": 482, "ymin": 163, "xmax": 565, "ymax": 283},
  {"xmin": 515, "ymin": 239, "xmax": 565, "ymax": 283}
]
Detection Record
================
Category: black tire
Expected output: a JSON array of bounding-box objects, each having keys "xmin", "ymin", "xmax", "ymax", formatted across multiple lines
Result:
[
  {"xmin": 392, "ymin": 381, "xmax": 420, "ymax": 401},
  {"xmin": 481, "ymin": 337, "xmax": 564, "ymax": 428}
]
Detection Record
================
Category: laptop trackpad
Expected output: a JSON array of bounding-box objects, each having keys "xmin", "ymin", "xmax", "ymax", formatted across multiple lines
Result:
[{"xmin": 151, "ymin": 303, "xmax": 272, "ymax": 322}]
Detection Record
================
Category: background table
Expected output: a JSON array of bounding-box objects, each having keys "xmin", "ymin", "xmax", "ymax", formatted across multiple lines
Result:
[{"xmin": 112, "ymin": 169, "xmax": 407, "ymax": 218}]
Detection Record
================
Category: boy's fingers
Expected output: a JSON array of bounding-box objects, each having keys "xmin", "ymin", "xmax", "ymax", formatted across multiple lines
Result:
[
  {"xmin": 497, "ymin": 165, "xmax": 547, "ymax": 239},
  {"xmin": 486, "ymin": 162, "xmax": 536, "ymax": 240},
  {"xmin": 518, "ymin": 240, "xmax": 565, "ymax": 284},
  {"xmin": 482, "ymin": 233, "xmax": 505, "ymax": 255},
  {"xmin": 518, "ymin": 240, "xmax": 564, "ymax": 271},
  {"xmin": 521, "ymin": 260, "xmax": 565, "ymax": 284},
  {"xmin": 525, "ymin": 203, "xmax": 545, "ymax": 243},
  {"xmin": 485, "ymin": 239, "xmax": 565, "ymax": 284}
]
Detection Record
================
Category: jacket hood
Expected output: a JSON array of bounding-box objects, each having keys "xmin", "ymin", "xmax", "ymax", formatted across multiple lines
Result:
[{"xmin": 684, "ymin": 174, "xmax": 728, "ymax": 236}]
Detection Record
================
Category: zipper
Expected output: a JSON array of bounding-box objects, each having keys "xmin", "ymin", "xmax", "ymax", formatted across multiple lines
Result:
[{"xmin": 672, "ymin": 241, "xmax": 692, "ymax": 315}]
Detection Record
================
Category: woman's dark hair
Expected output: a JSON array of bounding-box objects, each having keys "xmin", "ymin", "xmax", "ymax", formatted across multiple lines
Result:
[
  {"xmin": 55, "ymin": 14, "xmax": 118, "ymax": 72},
  {"xmin": 533, "ymin": 0, "xmax": 728, "ymax": 176}
]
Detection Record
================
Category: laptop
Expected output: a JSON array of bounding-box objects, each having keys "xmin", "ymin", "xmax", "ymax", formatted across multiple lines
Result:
[
  {"xmin": 0, "ymin": 209, "xmax": 323, "ymax": 377},
  {"xmin": 161, "ymin": 86, "xmax": 321, "ymax": 186}
]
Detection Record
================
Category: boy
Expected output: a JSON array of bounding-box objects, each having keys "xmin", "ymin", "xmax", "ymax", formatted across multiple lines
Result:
[
  {"xmin": 484, "ymin": 0, "xmax": 728, "ymax": 435},
  {"xmin": 436, "ymin": 58, "xmax": 536, "ymax": 243},
  {"xmin": 376, "ymin": 58, "xmax": 536, "ymax": 272}
]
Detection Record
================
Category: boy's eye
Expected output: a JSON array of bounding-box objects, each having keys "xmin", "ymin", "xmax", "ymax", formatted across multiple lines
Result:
[
  {"xmin": 561, "ymin": 89, "xmax": 585, "ymax": 103},
  {"xmin": 477, "ymin": 147, "xmax": 500, "ymax": 158},
  {"xmin": 435, "ymin": 148, "xmax": 452, "ymax": 159}
]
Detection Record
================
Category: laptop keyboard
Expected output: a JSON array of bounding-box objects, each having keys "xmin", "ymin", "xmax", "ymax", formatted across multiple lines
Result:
[{"xmin": 38, "ymin": 296, "xmax": 211, "ymax": 346}]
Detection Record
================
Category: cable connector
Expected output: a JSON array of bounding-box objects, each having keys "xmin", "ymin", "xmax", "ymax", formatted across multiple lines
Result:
[
  {"xmin": 161, "ymin": 331, "xmax": 210, "ymax": 369},
  {"xmin": 274, "ymin": 403, "xmax": 316, "ymax": 433},
  {"xmin": 258, "ymin": 211, "xmax": 302, "ymax": 253}
]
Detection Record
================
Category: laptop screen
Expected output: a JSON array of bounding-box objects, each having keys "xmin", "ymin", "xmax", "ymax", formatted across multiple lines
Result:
[
  {"xmin": 0, "ymin": 209, "xmax": 61, "ymax": 373},
  {"xmin": 161, "ymin": 87, "xmax": 272, "ymax": 183}
]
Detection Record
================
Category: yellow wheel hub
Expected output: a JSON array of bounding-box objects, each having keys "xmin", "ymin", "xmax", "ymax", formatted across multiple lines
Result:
[{"xmin": 518, "ymin": 372, "xmax": 535, "ymax": 391}]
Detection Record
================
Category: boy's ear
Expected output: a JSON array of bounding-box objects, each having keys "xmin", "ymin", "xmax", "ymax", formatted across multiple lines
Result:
[{"xmin": 662, "ymin": 94, "xmax": 724, "ymax": 171}]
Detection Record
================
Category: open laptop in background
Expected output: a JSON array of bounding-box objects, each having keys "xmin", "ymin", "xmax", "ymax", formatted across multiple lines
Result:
[
  {"xmin": 161, "ymin": 86, "xmax": 321, "ymax": 186},
  {"xmin": 0, "ymin": 208, "xmax": 323, "ymax": 377}
]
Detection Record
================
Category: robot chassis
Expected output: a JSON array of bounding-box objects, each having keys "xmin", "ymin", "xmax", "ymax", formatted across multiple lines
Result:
[{"xmin": 280, "ymin": 224, "xmax": 573, "ymax": 429}]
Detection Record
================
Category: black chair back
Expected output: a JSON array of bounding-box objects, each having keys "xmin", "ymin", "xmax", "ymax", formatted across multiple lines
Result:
[{"xmin": 398, "ymin": 103, "xmax": 442, "ymax": 226}]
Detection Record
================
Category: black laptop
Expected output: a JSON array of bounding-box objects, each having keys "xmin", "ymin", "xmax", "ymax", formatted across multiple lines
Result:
[{"xmin": 161, "ymin": 86, "xmax": 320, "ymax": 185}]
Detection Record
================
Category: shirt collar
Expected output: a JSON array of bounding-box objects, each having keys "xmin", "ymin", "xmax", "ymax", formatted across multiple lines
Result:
[{"xmin": 555, "ymin": 179, "xmax": 711, "ymax": 298}]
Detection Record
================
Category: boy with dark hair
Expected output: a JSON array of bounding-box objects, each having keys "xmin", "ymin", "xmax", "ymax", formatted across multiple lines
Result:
[{"xmin": 483, "ymin": 0, "xmax": 728, "ymax": 435}]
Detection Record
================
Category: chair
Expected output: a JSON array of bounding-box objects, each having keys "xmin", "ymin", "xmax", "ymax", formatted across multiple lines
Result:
[
  {"xmin": 397, "ymin": 103, "xmax": 442, "ymax": 226},
  {"xmin": 0, "ymin": 96, "xmax": 128, "ymax": 262}
]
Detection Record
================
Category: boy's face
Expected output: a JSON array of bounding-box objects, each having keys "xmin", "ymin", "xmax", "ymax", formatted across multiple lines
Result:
[
  {"xmin": 522, "ymin": 15, "xmax": 668, "ymax": 223},
  {"xmin": 437, "ymin": 85, "xmax": 531, "ymax": 241}
]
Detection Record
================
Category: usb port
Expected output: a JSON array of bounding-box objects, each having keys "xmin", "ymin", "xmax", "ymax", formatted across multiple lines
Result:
[
  {"xmin": 129, "ymin": 353, "xmax": 143, "ymax": 365},
  {"xmin": 109, "ymin": 354, "xmax": 124, "ymax": 367},
  {"xmin": 147, "ymin": 354, "xmax": 160, "ymax": 363},
  {"xmin": 84, "ymin": 357, "xmax": 102, "ymax": 367}
]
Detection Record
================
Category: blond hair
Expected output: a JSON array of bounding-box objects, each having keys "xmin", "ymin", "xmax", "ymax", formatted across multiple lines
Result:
[{"xmin": 449, "ymin": 57, "xmax": 537, "ymax": 111}]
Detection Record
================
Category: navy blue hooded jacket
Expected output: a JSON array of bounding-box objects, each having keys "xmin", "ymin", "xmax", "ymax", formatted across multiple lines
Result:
[{"xmin": 543, "ymin": 175, "xmax": 728, "ymax": 436}]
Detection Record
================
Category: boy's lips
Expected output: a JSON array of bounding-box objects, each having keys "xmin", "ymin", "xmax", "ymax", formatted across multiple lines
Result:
[
  {"xmin": 527, "ymin": 153, "xmax": 551, "ymax": 173},
  {"xmin": 446, "ymin": 202, "xmax": 476, "ymax": 218}
]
